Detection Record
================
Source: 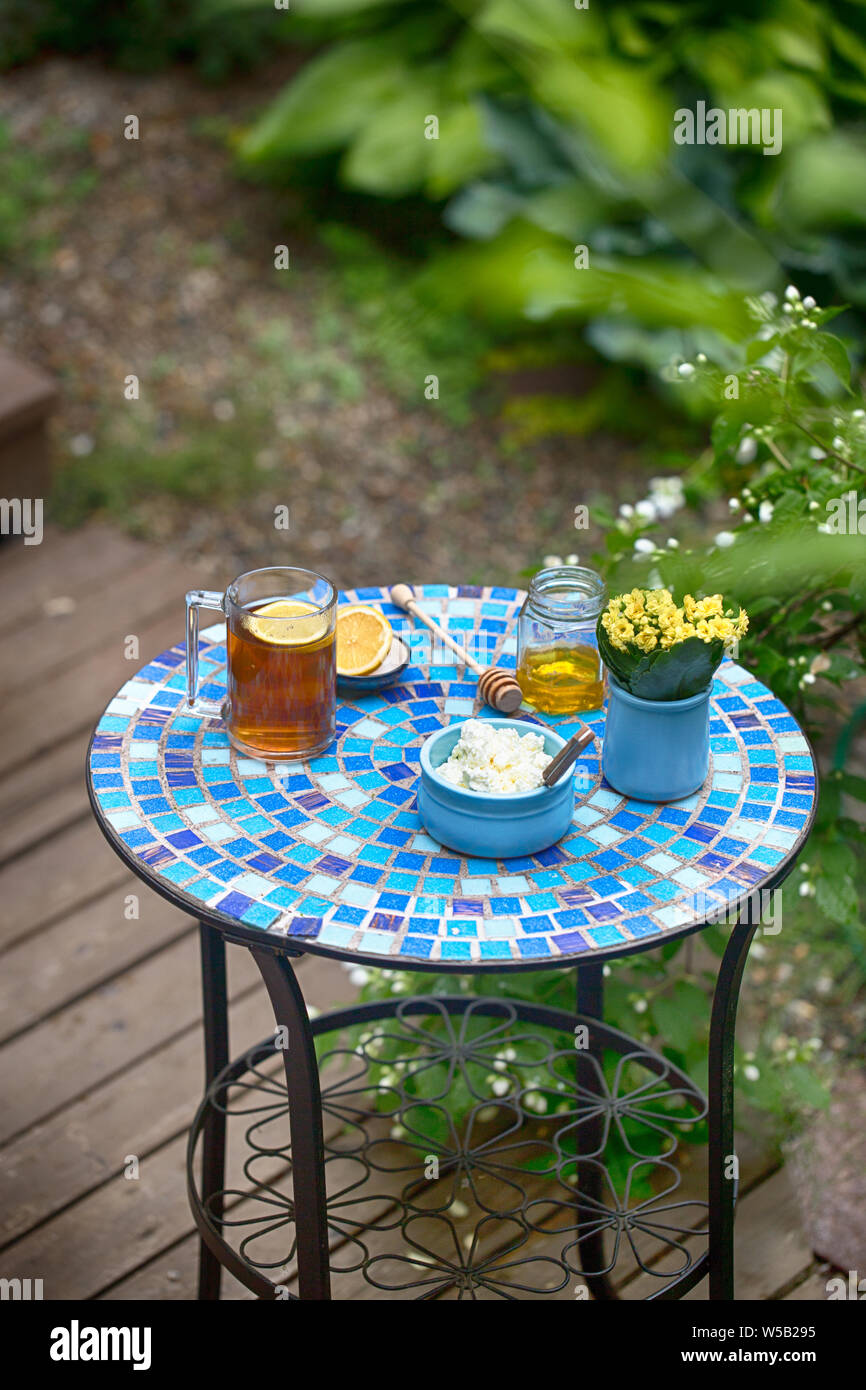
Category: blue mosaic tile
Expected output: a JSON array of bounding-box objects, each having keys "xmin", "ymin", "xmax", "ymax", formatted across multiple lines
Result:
[{"xmin": 88, "ymin": 585, "xmax": 816, "ymax": 967}]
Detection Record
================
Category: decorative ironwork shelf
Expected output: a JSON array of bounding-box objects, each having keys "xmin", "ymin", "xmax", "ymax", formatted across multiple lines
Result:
[{"xmin": 188, "ymin": 996, "xmax": 710, "ymax": 1301}]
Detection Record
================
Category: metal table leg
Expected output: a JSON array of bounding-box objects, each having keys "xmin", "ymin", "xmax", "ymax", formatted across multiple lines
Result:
[
  {"xmin": 197, "ymin": 922, "xmax": 229, "ymax": 1300},
  {"xmin": 252, "ymin": 946, "xmax": 331, "ymax": 1300},
  {"xmin": 708, "ymin": 913, "xmax": 757, "ymax": 1300},
  {"xmin": 575, "ymin": 961, "xmax": 617, "ymax": 1299}
]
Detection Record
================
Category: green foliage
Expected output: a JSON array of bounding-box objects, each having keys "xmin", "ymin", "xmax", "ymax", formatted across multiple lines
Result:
[
  {"xmin": 239, "ymin": 0, "xmax": 866, "ymax": 368},
  {"xmin": 355, "ymin": 293, "xmax": 864, "ymax": 1159},
  {"xmin": 315, "ymin": 223, "xmax": 494, "ymax": 423},
  {"xmin": 0, "ymin": 0, "xmax": 292, "ymax": 78},
  {"xmin": 597, "ymin": 628, "xmax": 725, "ymax": 702},
  {"xmin": 51, "ymin": 411, "xmax": 270, "ymax": 530},
  {"xmin": 0, "ymin": 119, "xmax": 96, "ymax": 265}
]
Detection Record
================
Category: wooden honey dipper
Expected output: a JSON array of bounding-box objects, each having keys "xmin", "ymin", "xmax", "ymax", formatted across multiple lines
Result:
[{"xmin": 389, "ymin": 584, "xmax": 523, "ymax": 713}]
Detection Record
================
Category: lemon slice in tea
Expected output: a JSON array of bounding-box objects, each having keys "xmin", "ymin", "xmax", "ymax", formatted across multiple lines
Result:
[
  {"xmin": 245, "ymin": 599, "xmax": 329, "ymax": 646},
  {"xmin": 336, "ymin": 605, "xmax": 393, "ymax": 676}
]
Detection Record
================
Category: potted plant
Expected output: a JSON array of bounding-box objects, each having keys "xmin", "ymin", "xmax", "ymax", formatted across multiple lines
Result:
[{"xmin": 596, "ymin": 588, "xmax": 749, "ymax": 801}]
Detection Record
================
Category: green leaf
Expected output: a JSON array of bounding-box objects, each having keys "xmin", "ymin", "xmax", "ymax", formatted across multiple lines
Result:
[
  {"xmin": 239, "ymin": 40, "xmax": 410, "ymax": 162},
  {"xmin": 341, "ymin": 75, "xmax": 441, "ymax": 195},
  {"xmin": 815, "ymin": 872, "xmax": 859, "ymax": 927},
  {"xmin": 651, "ymin": 981, "xmax": 708, "ymax": 1054}
]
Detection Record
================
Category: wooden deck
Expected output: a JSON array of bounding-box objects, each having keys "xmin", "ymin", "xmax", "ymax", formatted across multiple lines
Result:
[{"xmin": 0, "ymin": 525, "xmax": 832, "ymax": 1301}]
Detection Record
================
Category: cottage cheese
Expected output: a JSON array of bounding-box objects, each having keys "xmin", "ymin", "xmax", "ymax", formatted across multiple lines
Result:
[{"xmin": 437, "ymin": 719, "xmax": 551, "ymax": 794}]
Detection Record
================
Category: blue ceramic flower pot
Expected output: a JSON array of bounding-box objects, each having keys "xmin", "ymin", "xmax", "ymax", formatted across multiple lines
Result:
[
  {"xmin": 419, "ymin": 719, "xmax": 575, "ymax": 858},
  {"xmin": 602, "ymin": 675, "xmax": 711, "ymax": 802}
]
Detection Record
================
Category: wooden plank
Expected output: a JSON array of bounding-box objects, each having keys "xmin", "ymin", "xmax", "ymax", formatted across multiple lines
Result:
[
  {"xmin": 0, "ymin": 773, "xmax": 88, "ymax": 866},
  {"xmin": 0, "ymin": 604, "xmax": 204, "ymax": 774},
  {"xmin": 0, "ymin": 934, "xmax": 263, "ymax": 1145},
  {"xmin": 0, "ymin": 953, "xmax": 349, "ymax": 1247},
  {"xmin": 1, "ymin": 1130, "xmax": 194, "ymax": 1297},
  {"xmin": 0, "ymin": 957, "xmax": 353, "ymax": 1296},
  {"xmin": 0, "ymin": 729, "xmax": 87, "ymax": 833},
  {"xmin": 100, "ymin": 1234, "xmax": 255, "ymax": 1301},
  {"xmin": 0, "ymin": 525, "xmax": 146, "ymax": 633},
  {"xmin": 723, "ymin": 1168, "xmax": 813, "ymax": 1301},
  {"xmin": 783, "ymin": 1267, "xmax": 833, "ymax": 1301},
  {"xmin": 0, "ymin": 881, "xmax": 192, "ymax": 1042},
  {"xmin": 0, "ymin": 551, "xmax": 205, "ymax": 698},
  {"xmin": 0, "ymin": 817, "xmax": 129, "ymax": 950},
  {"xmin": 0, "ymin": 986, "xmax": 266, "ymax": 1248},
  {"xmin": 624, "ymin": 1167, "xmax": 813, "ymax": 1301}
]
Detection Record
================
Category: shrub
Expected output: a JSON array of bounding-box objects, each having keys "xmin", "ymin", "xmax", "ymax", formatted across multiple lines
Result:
[
  {"xmin": 350, "ymin": 290, "xmax": 865, "ymax": 1150},
  {"xmin": 238, "ymin": 1, "xmax": 866, "ymax": 373}
]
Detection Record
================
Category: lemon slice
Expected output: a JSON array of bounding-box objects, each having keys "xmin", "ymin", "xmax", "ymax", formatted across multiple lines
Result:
[
  {"xmin": 245, "ymin": 599, "xmax": 329, "ymax": 646},
  {"xmin": 336, "ymin": 605, "xmax": 393, "ymax": 676}
]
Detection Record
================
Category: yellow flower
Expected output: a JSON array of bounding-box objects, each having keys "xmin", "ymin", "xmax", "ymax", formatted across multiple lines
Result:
[
  {"xmin": 623, "ymin": 601, "xmax": 644, "ymax": 622},
  {"xmin": 691, "ymin": 595, "xmax": 724, "ymax": 622},
  {"xmin": 645, "ymin": 588, "xmax": 673, "ymax": 612},
  {"xmin": 634, "ymin": 629, "xmax": 658, "ymax": 653},
  {"xmin": 611, "ymin": 617, "xmax": 635, "ymax": 645}
]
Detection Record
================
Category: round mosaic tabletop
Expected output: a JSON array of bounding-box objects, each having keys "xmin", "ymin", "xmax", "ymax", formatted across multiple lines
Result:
[{"xmin": 87, "ymin": 584, "xmax": 817, "ymax": 971}]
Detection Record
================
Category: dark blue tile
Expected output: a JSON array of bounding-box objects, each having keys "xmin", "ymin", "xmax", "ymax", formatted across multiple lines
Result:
[
  {"xmin": 287, "ymin": 917, "xmax": 322, "ymax": 937},
  {"xmin": 216, "ymin": 891, "xmax": 255, "ymax": 916}
]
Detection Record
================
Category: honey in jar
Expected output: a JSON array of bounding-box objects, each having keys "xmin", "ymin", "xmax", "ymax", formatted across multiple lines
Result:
[
  {"xmin": 517, "ymin": 643, "xmax": 604, "ymax": 714},
  {"xmin": 516, "ymin": 566, "xmax": 607, "ymax": 715}
]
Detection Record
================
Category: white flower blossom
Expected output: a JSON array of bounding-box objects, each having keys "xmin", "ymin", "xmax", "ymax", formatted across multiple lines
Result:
[
  {"xmin": 758, "ymin": 500, "xmax": 774, "ymax": 523},
  {"xmin": 618, "ymin": 503, "xmax": 634, "ymax": 519},
  {"xmin": 634, "ymin": 537, "xmax": 656, "ymax": 554},
  {"xmin": 743, "ymin": 1064, "xmax": 760, "ymax": 1082},
  {"xmin": 635, "ymin": 499, "xmax": 658, "ymax": 520},
  {"xmin": 714, "ymin": 530, "xmax": 736, "ymax": 548},
  {"xmin": 736, "ymin": 436, "xmax": 757, "ymax": 464},
  {"xmin": 666, "ymin": 537, "xmax": 679, "ymax": 549},
  {"xmin": 647, "ymin": 476, "xmax": 685, "ymax": 517},
  {"xmin": 677, "ymin": 362, "xmax": 695, "ymax": 377}
]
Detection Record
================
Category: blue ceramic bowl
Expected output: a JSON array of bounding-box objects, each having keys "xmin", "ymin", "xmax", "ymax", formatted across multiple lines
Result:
[{"xmin": 418, "ymin": 719, "xmax": 575, "ymax": 858}]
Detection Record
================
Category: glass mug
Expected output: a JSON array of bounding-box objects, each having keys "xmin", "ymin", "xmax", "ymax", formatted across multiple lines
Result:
[{"xmin": 186, "ymin": 566, "xmax": 337, "ymax": 760}]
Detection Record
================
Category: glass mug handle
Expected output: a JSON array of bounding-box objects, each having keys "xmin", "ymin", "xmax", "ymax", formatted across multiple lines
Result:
[{"xmin": 186, "ymin": 589, "xmax": 226, "ymax": 715}]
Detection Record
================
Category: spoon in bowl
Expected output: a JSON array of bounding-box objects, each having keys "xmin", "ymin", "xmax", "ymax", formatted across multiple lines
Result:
[{"xmin": 542, "ymin": 724, "xmax": 596, "ymax": 787}]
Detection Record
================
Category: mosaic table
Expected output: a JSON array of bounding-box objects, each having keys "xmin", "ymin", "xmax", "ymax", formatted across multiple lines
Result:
[{"xmin": 87, "ymin": 583, "xmax": 817, "ymax": 1301}]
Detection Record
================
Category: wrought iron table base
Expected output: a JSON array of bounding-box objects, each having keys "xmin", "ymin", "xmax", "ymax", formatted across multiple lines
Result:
[{"xmin": 189, "ymin": 920, "xmax": 756, "ymax": 1301}]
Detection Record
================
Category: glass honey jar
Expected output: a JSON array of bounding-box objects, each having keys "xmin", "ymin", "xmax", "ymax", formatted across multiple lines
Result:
[{"xmin": 516, "ymin": 566, "xmax": 607, "ymax": 715}]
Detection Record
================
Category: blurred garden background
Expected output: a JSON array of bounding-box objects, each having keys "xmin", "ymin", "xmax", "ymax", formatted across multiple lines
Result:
[{"xmin": 1, "ymin": 0, "xmax": 865, "ymax": 1265}]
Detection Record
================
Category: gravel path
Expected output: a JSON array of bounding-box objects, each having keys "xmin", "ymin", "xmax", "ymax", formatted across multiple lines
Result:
[{"xmin": 0, "ymin": 54, "xmax": 646, "ymax": 588}]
